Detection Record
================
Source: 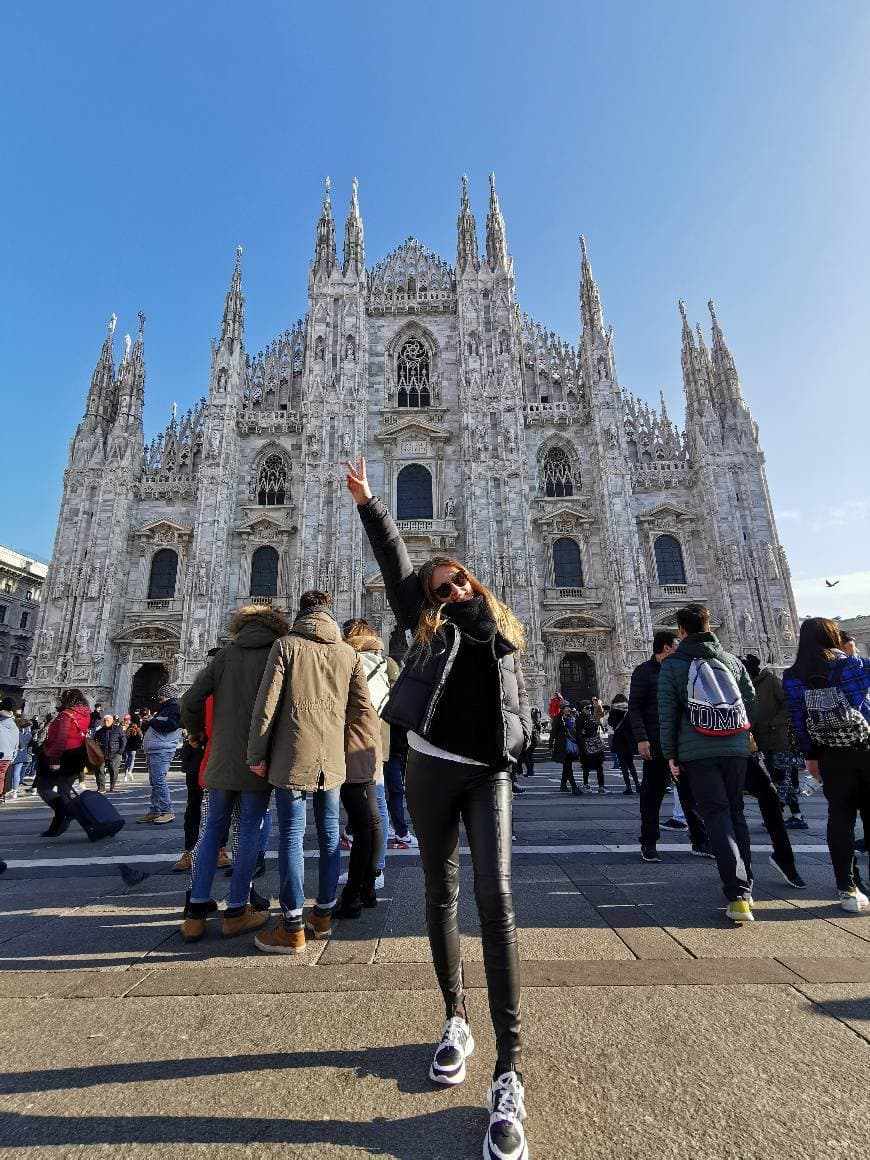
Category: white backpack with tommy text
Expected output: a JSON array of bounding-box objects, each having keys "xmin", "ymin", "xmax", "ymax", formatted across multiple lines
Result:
[{"xmin": 686, "ymin": 657, "xmax": 751, "ymax": 737}]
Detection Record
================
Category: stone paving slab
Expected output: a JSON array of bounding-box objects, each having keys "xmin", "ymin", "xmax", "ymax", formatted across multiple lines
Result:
[
  {"xmin": 1, "ymin": 984, "xmax": 868, "ymax": 1159},
  {"xmin": 797, "ymin": 982, "xmax": 870, "ymax": 1043}
]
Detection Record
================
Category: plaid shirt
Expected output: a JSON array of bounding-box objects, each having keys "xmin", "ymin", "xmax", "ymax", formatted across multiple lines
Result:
[{"xmin": 782, "ymin": 651, "xmax": 870, "ymax": 757}]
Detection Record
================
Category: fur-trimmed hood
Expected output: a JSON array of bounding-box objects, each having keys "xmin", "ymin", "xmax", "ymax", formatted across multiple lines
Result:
[{"xmin": 229, "ymin": 604, "xmax": 292, "ymax": 647}]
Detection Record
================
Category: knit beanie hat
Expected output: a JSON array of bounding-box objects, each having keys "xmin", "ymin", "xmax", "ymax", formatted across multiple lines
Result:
[{"xmin": 157, "ymin": 684, "xmax": 180, "ymax": 699}]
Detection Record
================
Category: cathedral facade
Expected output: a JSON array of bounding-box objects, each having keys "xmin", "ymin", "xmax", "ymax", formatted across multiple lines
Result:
[{"xmin": 25, "ymin": 175, "xmax": 799, "ymax": 716}]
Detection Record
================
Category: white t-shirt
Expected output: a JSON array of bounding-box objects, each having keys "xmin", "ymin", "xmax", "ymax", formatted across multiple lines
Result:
[{"xmin": 407, "ymin": 730, "xmax": 487, "ymax": 767}]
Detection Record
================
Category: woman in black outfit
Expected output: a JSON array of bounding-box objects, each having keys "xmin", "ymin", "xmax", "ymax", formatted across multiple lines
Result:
[
  {"xmin": 551, "ymin": 706, "xmax": 581, "ymax": 795},
  {"xmin": 575, "ymin": 701, "xmax": 607, "ymax": 792},
  {"xmin": 346, "ymin": 458, "xmax": 531, "ymax": 1160},
  {"xmin": 607, "ymin": 694, "xmax": 640, "ymax": 794}
]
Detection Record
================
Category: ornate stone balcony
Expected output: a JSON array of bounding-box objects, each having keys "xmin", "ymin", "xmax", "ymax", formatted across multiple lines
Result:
[
  {"xmin": 543, "ymin": 586, "xmax": 604, "ymax": 609},
  {"xmin": 648, "ymin": 583, "xmax": 705, "ymax": 603},
  {"xmin": 396, "ymin": 518, "xmax": 459, "ymax": 554},
  {"xmin": 523, "ymin": 401, "xmax": 589, "ymax": 427},
  {"xmin": 237, "ymin": 409, "xmax": 304, "ymax": 435},
  {"xmin": 631, "ymin": 460, "xmax": 691, "ymax": 491},
  {"xmin": 142, "ymin": 598, "xmax": 183, "ymax": 615}
]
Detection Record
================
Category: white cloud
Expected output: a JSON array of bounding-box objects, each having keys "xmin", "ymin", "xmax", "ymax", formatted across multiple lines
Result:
[
  {"xmin": 792, "ymin": 570, "xmax": 870, "ymax": 620},
  {"xmin": 809, "ymin": 500, "xmax": 870, "ymax": 532},
  {"xmin": 774, "ymin": 508, "xmax": 801, "ymax": 522}
]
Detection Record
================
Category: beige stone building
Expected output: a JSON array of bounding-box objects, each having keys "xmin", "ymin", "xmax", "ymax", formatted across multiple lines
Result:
[{"xmin": 0, "ymin": 545, "xmax": 47, "ymax": 704}]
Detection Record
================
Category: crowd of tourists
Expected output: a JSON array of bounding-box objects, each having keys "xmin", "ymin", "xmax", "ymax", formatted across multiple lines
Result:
[{"xmin": 3, "ymin": 459, "xmax": 869, "ymax": 1160}]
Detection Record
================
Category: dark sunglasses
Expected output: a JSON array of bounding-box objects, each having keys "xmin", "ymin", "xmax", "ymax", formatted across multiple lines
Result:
[{"xmin": 434, "ymin": 570, "xmax": 470, "ymax": 600}]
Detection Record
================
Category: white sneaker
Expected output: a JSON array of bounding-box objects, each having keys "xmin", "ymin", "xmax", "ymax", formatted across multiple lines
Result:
[
  {"xmin": 429, "ymin": 1016, "xmax": 475, "ymax": 1085},
  {"xmin": 839, "ymin": 888, "xmax": 870, "ymax": 913},
  {"xmin": 394, "ymin": 832, "xmax": 419, "ymax": 849},
  {"xmin": 337, "ymin": 871, "xmax": 349, "ymax": 886},
  {"xmin": 374, "ymin": 871, "xmax": 385, "ymax": 890},
  {"xmin": 11, "ymin": 790, "xmax": 18, "ymax": 799},
  {"xmin": 485, "ymin": 1069, "xmax": 528, "ymax": 1159}
]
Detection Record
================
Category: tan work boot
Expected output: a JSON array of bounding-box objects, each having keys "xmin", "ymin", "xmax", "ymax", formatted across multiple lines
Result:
[
  {"xmin": 173, "ymin": 850, "xmax": 192, "ymax": 873},
  {"xmin": 222, "ymin": 904, "xmax": 269, "ymax": 938},
  {"xmin": 152, "ymin": 812, "xmax": 175, "ymax": 825},
  {"xmin": 217, "ymin": 847, "xmax": 232, "ymax": 869},
  {"xmin": 180, "ymin": 915, "xmax": 207, "ymax": 942},
  {"xmin": 255, "ymin": 923, "xmax": 307, "ymax": 955},
  {"xmin": 305, "ymin": 911, "xmax": 332, "ymax": 940}
]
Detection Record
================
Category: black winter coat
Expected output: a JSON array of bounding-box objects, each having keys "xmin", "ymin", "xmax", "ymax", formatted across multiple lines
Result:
[
  {"xmin": 94, "ymin": 723, "xmax": 126, "ymax": 759},
  {"xmin": 357, "ymin": 497, "xmax": 532, "ymax": 765},
  {"xmin": 627, "ymin": 656, "xmax": 662, "ymax": 755},
  {"xmin": 606, "ymin": 705, "xmax": 635, "ymax": 757}
]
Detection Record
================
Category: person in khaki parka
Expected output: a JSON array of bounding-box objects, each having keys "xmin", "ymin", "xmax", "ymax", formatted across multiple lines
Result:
[{"xmin": 247, "ymin": 590, "xmax": 373, "ymax": 953}]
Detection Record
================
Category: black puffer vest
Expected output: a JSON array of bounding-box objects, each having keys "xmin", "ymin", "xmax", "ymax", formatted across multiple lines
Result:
[{"xmin": 358, "ymin": 498, "xmax": 531, "ymax": 765}]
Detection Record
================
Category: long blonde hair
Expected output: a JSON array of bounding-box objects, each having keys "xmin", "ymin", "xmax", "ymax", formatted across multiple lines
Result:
[{"xmin": 413, "ymin": 555, "xmax": 525, "ymax": 653}]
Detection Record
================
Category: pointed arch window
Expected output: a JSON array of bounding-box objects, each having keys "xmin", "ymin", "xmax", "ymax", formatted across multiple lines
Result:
[
  {"xmin": 257, "ymin": 454, "xmax": 288, "ymax": 506},
  {"xmin": 396, "ymin": 464, "xmax": 433, "ymax": 520},
  {"xmin": 654, "ymin": 535, "xmax": 686, "ymax": 585},
  {"xmin": 147, "ymin": 549, "xmax": 178, "ymax": 600},
  {"xmin": 397, "ymin": 339, "xmax": 431, "ymax": 408},
  {"xmin": 552, "ymin": 538, "xmax": 584, "ymax": 588},
  {"xmin": 250, "ymin": 545, "xmax": 279, "ymax": 598},
  {"xmin": 541, "ymin": 447, "xmax": 576, "ymax": 497},
  {"xmin": 10, "ymin": 655, "xmax": 21, "ymax": 678}
]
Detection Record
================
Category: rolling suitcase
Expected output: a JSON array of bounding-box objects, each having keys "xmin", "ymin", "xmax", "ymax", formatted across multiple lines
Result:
[{"xmin": 68, "ymin": 786, "xmax": 125, "ymax": 841}]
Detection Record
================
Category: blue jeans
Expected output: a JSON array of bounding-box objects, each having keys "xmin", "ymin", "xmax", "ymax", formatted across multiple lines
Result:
[
  {"xmin": 383, "ymin": 754, "xmax": 408, "ymax": 836},
  {"xmin": 145, "ymin": 745, "xmax": 175, "ymax": 814},
  {"xmin": 274, "ymin": 785, "xmax": 340, "ymax": 928},
  {"xmin": 190, "ymin": 789, "xmax": 271, "ymax": 909},
  {"xmin": 10, "ymin": 761, "xmax": 27, "ymax": 791},
  {"xmin": 375, "ymin": 781, "xmax": 389, "ymax": 872}
]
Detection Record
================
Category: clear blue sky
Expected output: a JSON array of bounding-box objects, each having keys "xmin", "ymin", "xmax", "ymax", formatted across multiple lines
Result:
[{"xmin": 1, "ymin": 1, "xmax": 868, "ymax": 616}]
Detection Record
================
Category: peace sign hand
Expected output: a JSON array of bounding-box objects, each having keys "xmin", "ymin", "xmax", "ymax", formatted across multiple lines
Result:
[{"xmin": 345, "ymin": 457, "xmax": 373, "ymax": 505}]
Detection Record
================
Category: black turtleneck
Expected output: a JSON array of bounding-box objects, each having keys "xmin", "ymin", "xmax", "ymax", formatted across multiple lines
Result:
[{"xmin": 426, "ymin": 596, "xmax": 506, "ymax": 764}]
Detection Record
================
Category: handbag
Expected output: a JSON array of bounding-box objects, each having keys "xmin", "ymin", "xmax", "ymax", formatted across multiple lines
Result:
[
  {"xmin": 582, "ymin": 728, "xmax": 607, "ymax": 758},
  {"xmin": 85, "ymin": 736, "xmax": 105, "ymax": 768}
]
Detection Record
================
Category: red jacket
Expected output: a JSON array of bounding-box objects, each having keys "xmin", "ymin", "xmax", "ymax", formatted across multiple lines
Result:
[
  {"xmin": 43, "ymin": 705, "xmax": 92, "ymax": 763},
  {"xmin": 549, "ymin": 694, "xmax": 565, "ymax": 720},
  {"xmin": 197, "ymin": 694, "xmax": 214, "ymax": 789}
]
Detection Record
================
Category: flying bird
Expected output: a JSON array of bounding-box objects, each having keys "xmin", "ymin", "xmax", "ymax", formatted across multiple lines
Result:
[{"xmin": 825, "ymin": 579, "xmax": 840, "ymax": 588}]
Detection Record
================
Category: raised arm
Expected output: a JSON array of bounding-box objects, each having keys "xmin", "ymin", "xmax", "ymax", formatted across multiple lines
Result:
[{"xmin": 345, "ymin": 457, "xmax": 425, "ymax": 631}]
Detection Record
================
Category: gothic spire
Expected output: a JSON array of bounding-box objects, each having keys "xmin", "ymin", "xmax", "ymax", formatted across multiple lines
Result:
[
  {"xmin": 708, "ymin": 298, "xmax": 743, "ymax": 401},
  {"xmin": 456, "ymin": 174, "xmax": 479, "ymax": 274},
  {"xmin": 220, "ymin": 245, "xmax": 245, "ymax": 351},
  {"xmin": 84, "ymin": 313, "xmax": 117, "ymax": 420},
  {"xmin": 314, "ymin": 176, "xmax": 337, "ymax": 277},
  {"xmin": 114, "ymin": 311, "xmax": 145, "ymax": 430},
  {"xmin": 342, "ymin": 177, "xmax": 365, "ymax": 277},
  {"xmin": 485, "ymin": 172, "xmax": 508, "ymax": 270},
  {"xmin": 579, "ymin": 235, "xmax": 605, "ymax": 339}
]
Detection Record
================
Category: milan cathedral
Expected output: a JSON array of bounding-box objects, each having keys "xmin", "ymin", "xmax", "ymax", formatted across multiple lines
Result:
[{"xmin": 25, "ymin": 175, "xmax": 798, "ymax": 715}]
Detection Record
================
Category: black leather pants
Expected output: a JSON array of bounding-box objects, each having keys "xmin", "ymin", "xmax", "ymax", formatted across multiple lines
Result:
[{"xmin": 405, "ymin": 749, "xmax": 522, "ymax": 1069}]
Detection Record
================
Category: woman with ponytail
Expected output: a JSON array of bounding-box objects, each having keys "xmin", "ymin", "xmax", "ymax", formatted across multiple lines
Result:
[{"xmin": 346, "ymin": 458, "xmax": 531, "ymax": 1160}]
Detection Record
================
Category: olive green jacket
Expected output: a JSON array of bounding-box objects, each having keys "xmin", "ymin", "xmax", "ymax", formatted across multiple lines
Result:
[{"xmin": 181, "ymin": 606, "xmax": 291, "ymax": 793}]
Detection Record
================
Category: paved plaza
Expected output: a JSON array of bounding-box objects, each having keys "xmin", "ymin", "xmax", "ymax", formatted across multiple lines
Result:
[{"xmin": 1, "ymin": 759, "xmax": 868, "ymax": 1159}]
